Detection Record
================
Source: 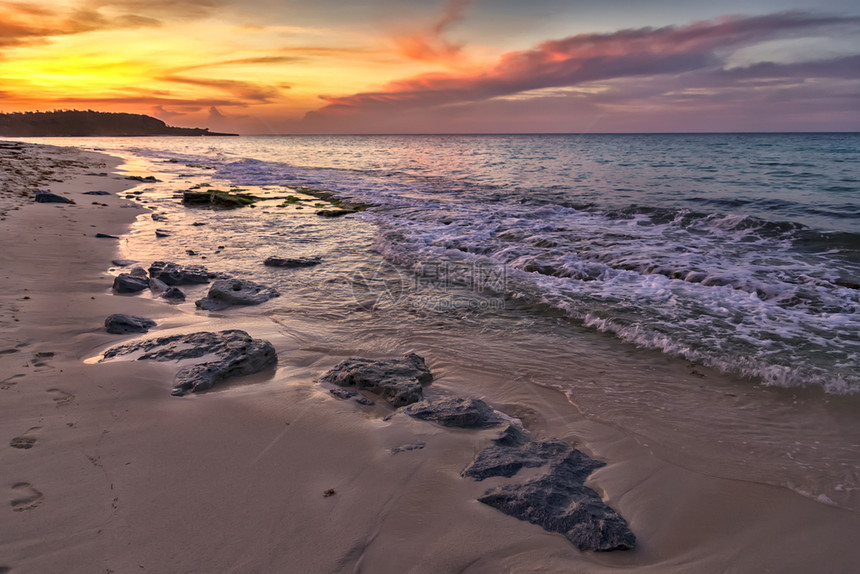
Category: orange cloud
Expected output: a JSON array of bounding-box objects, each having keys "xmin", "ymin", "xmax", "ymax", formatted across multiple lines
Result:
[
  {"xmin": 393, "ymin": 0, "xmax": 471, "ymax": 66},
  {"xmin": 159, "ymin": 75, "xmax": 287, "ymax": 103},
  {"xmin": 0, "ymin": 1, "xmax": 160, "ymax": 49}
]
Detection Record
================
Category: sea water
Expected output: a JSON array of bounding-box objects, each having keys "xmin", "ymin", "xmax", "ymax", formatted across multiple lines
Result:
[{"xmin": 26, "ymin": 133, "xmax": 860, "ymax": 510}]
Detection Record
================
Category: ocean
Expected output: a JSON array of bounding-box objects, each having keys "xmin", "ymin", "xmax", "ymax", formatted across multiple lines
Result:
[{"xmin": 27, "ymin": 133, "xmax": 860, "ymax": 510}]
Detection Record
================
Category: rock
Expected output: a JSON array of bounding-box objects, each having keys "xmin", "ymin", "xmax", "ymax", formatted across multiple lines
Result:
[
  {"xmin": 330, "ymin": 388, "xmax": 357, "ymax": 400},
  {"xmin": 155, "ymin": 229, "xmax": 171, "ymax": 237},
  {"xmin": 404, "ymin": 397, "xmax": 500, "ymax": 428},
  {"xmin": 125, "ymin": 175, "xmax": 160, "ymax": 182},
  {"xmin": 493, "ymin": 423, "xmax": 530, "ymax": 447},
  {"xmin": 476, "ymin": 445, "xmax": 636, "ymax": 552},
  {"xmin": 149, "ymin": 277, "xmax": 169, "ymax": 292},
  {"xmin": 112, "ymin": 259, "xmax": 137, "ymax": 267},
  {"xmin": 34, "ymin": 190, "xmax": 73, "ymax": 204},
  {"xmin": 151, "ymin": 213, "xmax": 168, "ymax": 222},
  {"xmin": 195, "ymin": 278, "xmax": 280, "ymax": 311},
  {"xmin": 264, "ymin": 256, "xmax": 322, "ymax": 268},
  {"xmin": 104, "ymin": 314, "xmax": 156, "ymax": 334},
  {"xmin": 112, "ymin": 273, "xmax": 149, "ymax": 293},
  {"xmin": 316, "ymin": 209, "xmax": 356, "ymax": 217},
  {"xmin": 319, "ymin": 353, "xmax": 432, "ymax": 407},
  {"xmin": 390, "ymin": 441, "xmax": 426, "ymax": 455},
  {"xmin": 129, "ymin": 266, "xmax": 148, "ymax": 278},
  {"xmin": 83, "ymin": 191, "xmax": 111, "ymax": 196},
  {"xmin": 95, "ymin": 233, "xmax": 119, "ymax": 239},
  {"xmin": 462, "ymin": 438, "xmax": 571, "ymax": 481},
  {"xmin": 161, "ymin": 287, "xmax": 186, "ymax": 301},
  {"xmin": 102, "ymin": 329, "xmax": 277, "ymax": 396},
  {"xmin": 148, "ymin": 261, "xmax": 210, "ymax": 285},
  {"xmin": 191, "ymin": 222, "xmax": 207, "ymax": 226},
  {"xmin": 182, "ymin": 189, "xmax": 259, "ymax": 209},
  {"xmin": 355, "ymin": 396, "xmax": 375, "ymax": 406},
  {"xmin": 186, "ymin": 249, "xmax": 197, "ymax": 256}
]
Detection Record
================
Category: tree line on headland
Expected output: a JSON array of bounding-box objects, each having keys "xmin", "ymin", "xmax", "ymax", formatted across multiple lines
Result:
[{"xmin": 0, "ymin": 110, "xmax": 238, "ymax": 137}]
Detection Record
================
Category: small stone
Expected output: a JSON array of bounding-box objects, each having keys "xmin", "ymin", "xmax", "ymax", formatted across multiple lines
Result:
[
  {"xmin": 34, "ymin": 190, "xmax": 73, "ymax": 204},
  {"xmin": 95, "ymin": 233, "xmax": 119, "ymax": 239},
  {"xmin": 112, "ymin": 274, "xmax": 149, "ymax": 293},
  {"xmin": 104, "ymin": 314, "xmax": 156, "ymax": 335},
  {"xmin": 264, "ymin": 256, "xmax": 322, "ymax": 268},
  {"xmin": 390, "ymin": 441, "xmax": 426, "ymax": 455},
  {"xmin": 161, "ymin": 287, "xmax": 186, "ymax": 301}
]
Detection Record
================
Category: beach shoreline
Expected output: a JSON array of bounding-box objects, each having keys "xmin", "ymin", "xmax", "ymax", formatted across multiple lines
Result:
[{"xmin": 2, "ymin": 139, "xmax": 859, "ymax": 573}]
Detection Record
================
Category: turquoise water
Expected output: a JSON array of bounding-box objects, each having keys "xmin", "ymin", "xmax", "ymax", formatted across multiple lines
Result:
[{"xmin": 28, "ymin": 133, "xmax": 860, "ymax": 392}]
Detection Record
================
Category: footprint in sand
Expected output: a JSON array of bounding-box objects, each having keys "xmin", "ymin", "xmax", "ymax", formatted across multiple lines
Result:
[
  {"xmin": 10, "ymin": 482, "xmax": 43, "ymax": 512},
  {"xmin": 0, "ymin": 374, "xmax": 24, "ymax": 390},
  {"xmin": 47, "ymin": 388, "xmax": 74, "ymax": 407},
  {"xmin": 9, "ymin": 427, "xmax": 40, "ymax": 449},
  {"xmin": 31, "ymin": 351, "xmax": 55, "ymax": 369}
]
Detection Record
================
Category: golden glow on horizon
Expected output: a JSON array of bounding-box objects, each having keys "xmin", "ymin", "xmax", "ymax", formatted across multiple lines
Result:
[
  {"xmin": 1, "ymin": 1, "xmax": 858, "ymax": 133},
  {"xmin": 0, "ymin": 0, "xmax": 487, "ymax": 132}
]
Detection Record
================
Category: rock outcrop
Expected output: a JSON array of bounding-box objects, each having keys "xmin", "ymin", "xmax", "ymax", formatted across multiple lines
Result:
[
  {"xmin": 102, "ymin": 329, "xmax": 277, "ymax": 396},
  {"xmin": 319, "ymin": 353, "xmax": 431, "ymax": 406},
  {"xmin": 404, "ymin": 397, "xmax": 500, "ymax": 428}
]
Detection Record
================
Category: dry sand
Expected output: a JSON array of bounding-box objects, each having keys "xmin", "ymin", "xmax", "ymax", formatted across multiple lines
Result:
[{"xmin": 1, "ymin": 140, "xmax": 859, "ymax": 573}]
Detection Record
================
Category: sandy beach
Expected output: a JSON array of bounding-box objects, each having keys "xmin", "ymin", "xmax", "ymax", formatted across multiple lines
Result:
[{"xmin": 2, "ymin": 140, "xmax": 859, "ymax": 574}]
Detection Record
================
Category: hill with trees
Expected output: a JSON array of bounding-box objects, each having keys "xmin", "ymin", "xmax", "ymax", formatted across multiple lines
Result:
[{"xmin": 0, "ymin": 110, "xmax": 237, "ymax": 137}]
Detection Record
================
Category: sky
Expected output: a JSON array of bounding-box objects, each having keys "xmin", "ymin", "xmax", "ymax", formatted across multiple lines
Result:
[{"xmin": 0, "ymin": 0, "xmax": 858, "ymax": 133}]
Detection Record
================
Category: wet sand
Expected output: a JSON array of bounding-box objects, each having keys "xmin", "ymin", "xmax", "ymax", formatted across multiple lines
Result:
[{"xmin": 1, "ymin": 140, "xmax": 859, "ymax": 573}]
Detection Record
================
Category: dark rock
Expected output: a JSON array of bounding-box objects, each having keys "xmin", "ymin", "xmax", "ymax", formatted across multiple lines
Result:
[
  {"xmin": 319, "ymin": 353, "xmax": 432, "ymax": 407},
  {"xmin": 355, "ymin": 396, "xmax": 375, "ymax": 406},
  {"xmin": 316, "ymin": 209, "xmax": 356, "ymax": 217},
  {"xmin": 493, "ymin": 423, "xmax": 530, "ymax": 447},
  {"xmin": 186, "ymin": 249, "xmax": 197, "ymax": 256},
  {"xmin": 111, "ymin": 259, "xmax": 137, "ymax": 267},
  {"xmin": 149, "ymin": 277, "xmax": 168, "ymax": 292},
  {"xmin": 264, "ymin": 256, "xmax": 322, "ymax": 268},
  {"xmin": 112, "ymin": 273, "xmax": 149, "ymax": 293},
  {"xmin": 462, "ymin": 438, "xmax": 570, "ymax": 481},
  {"xmin": 155, "ymin": 229, "xmax": 171, "ymax": 237},
  {"xmin": 104, "ymin": 313, "xmax": 156, "ymax": 334},
  {"xmin": 148, "ymin": 261, "xmax": 210, "ymax": 285},
  {"xmin": 95, "ymin": 233, "xmax": 119, "ymax": 239},
  {"xmin": 191, "ymin": 222, "xmax": 207, "ymax": 226},
  {"xmin": 151, "ymin": 213, "xmax": 168, "ymax": 222},
  {"xmin": 182, "ymin": 189, "xmax": 259, "ymax": 209},
  {"xmin": 83, "ymin": 191, "xmax": 111, "ymax": 196},
  {"xmin": 129, "ymin": 266, "xmax": 148, "ymax": 278},
  {"xmin": 126, "ymin": 175, "xmax": 160, "ymax": 182},
  {"xmin": 330, "ymin": 387, "xmax": 357, "ymax": 400},
  {"xmin": 404, "ymin": 397, "xmax": 500, "ymax": 428},
  {"xmin": 195, "ymin": 278, "xmax": 280, "ymax": 311},
  {"xmin": 390, "ymin": 441, "xmax": 426, "ymax": 455},
  {"xmin": 102, "ymin": 329, "xmax": 277, "ymax": 396},
  {"xmin": 476, "ymin": 446, "xmax": 636, "ymax": 552},
  {"xmin": 161, "ymin": 287, "xmax": 186, "ymax": 301},
  {"xmin": 34, "ymin": 190, "xmax": 73, "ymax": 204}
]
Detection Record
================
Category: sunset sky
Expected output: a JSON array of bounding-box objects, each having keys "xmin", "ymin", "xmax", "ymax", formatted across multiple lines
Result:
[{"xmin": 1, "ymin": 0, "xmax": 858, "ymax": 134}]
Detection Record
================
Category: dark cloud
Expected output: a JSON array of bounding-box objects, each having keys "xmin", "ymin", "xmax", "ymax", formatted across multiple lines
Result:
[{"xmin": 302, "ymin": 11, "xmax": 860, "ymax": 130}]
